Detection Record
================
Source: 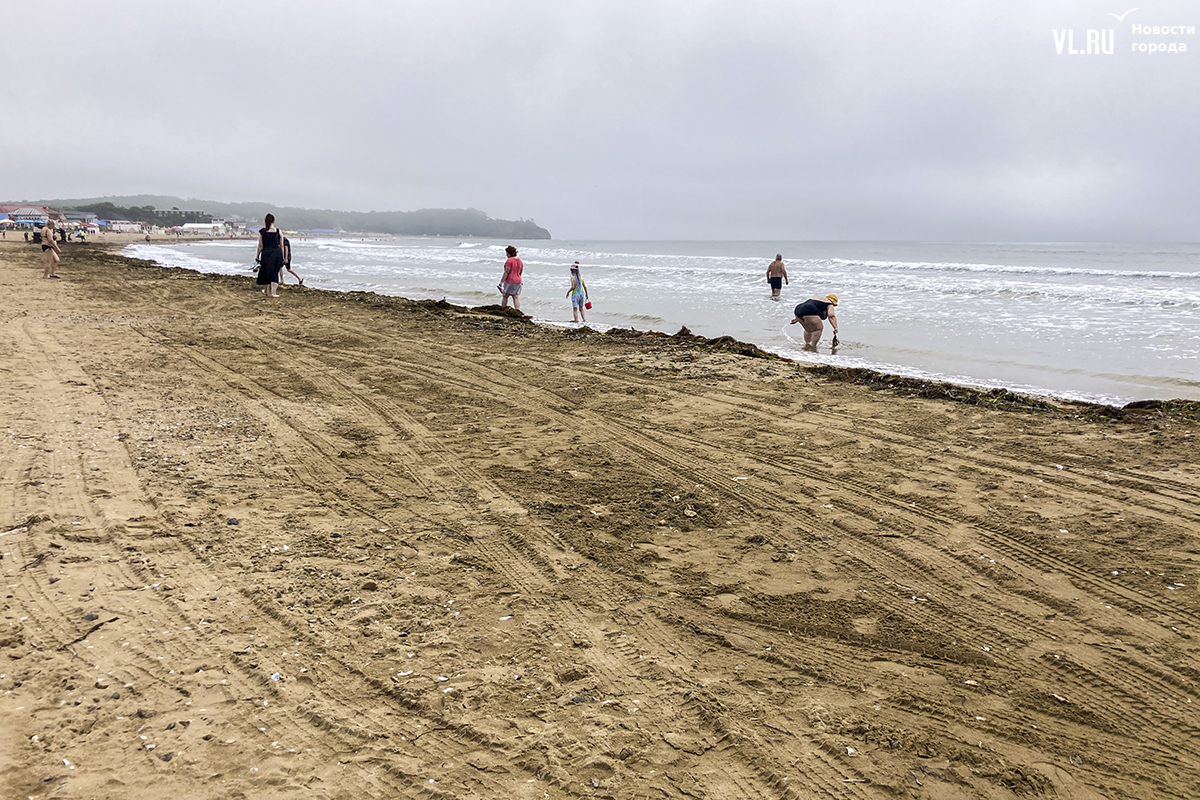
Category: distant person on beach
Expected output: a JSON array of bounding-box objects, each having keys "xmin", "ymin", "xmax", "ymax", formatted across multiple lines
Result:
[
  {"xmin": 281, "ymin": 237, "xmax": 304, "ymax": 285},
  {"xmin": 499, "ymin": 245, "xmax": 523, "ymax": 310},
  {"xmin": 255, "ymin": 213, "xmax": 284, "ymax": 299},
  {"xmin": 766, "ymin": 254, "xmax": 788, "ymax": 299},
  {"xmin": 567, "ymin": 260, "xmax": 589, "ymax": 323},
  {"xmin": 789, "ymin": 294, "xmax": 839, "ymax": 348},
  {"xmin": 40, "ymin": 221, "xmax": 62, "ymax": 279}
]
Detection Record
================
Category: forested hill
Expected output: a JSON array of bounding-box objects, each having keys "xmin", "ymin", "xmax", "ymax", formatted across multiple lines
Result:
[{"xmin": 31, "ymin": 196, "xmax": 552, "ymax": 239}]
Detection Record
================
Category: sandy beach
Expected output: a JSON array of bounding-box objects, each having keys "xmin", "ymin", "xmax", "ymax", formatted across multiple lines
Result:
[{"xmin": 3, "ymin": 240, "xmax": 1199, "ymax": 799}]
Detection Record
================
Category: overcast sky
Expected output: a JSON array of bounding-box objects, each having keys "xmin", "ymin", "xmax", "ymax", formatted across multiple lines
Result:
[{"xmin": 5, "ymin": 0, "xmax": 1198, "ymax": 240}]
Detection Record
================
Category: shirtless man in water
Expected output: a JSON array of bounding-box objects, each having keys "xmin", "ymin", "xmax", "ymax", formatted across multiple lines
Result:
[
  {"xmin": 41, "ymin": 220, "xmax": 62, "ymax": 279},
  {"xmin": 766, "ymin": 254, "xmax": 788, "ymax": 299}
]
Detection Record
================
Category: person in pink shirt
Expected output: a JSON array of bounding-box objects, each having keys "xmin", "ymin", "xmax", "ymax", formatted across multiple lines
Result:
[{"xmin": 499, "ymin": 245, "xmax": 524, "ymax": 310}]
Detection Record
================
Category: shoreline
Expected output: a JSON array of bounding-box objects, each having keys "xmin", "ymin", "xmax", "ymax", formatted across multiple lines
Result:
[
  {"xmin": 109, "ymin": 239, "xmax": 1200, "ymax": 420},
  {"xmin": 119, "ymin": 235, "xmax": 1200, "ymax": 410},
  {"xmin": 2, "ymin": 240, "xmax": 1198, "ymax": 798}
]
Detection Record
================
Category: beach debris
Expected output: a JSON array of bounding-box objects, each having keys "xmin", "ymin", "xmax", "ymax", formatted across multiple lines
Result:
[
  {"xmin": 271, "ymin": 672, "xmax": 282, "ymax": 682},
  {"xmin": 590, "ymin": 778, "xmax": 600, "ymax": 788},
  {"xmin": 846, "ymin": 747, "xmax": 857, "ymax": 755},
  {"xmin": 1069, "ymin": 754, "xmax": 1084, "ymax": 766},
  {"xmin": 1051, "ymin": 693, "xmax": 1070, "ymax": 704},
  {"xmin": 227, "ymin": 518, "xmax": 239, "ymax": 526}
]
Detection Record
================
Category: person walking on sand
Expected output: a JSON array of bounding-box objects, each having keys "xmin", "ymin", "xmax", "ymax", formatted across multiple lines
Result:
[
  {"xmin": 255, "ymin": 213, "xmax": 285, "ymax": 299},
  {"xmin": 789, "ymin": 294, "xmax": 839, "ymax": 348},
  {"xmin": 567, "ymin": 260, "xmax": 590, "ymax": 323},
  {"xmin": 281, "ymin": 236, "xmax": 304, "ymax": 286},
  {"xmin": 40, "ymin": 221, "xmax": 62, "ymax": 279},
  {"xmin": 499, "ymin": 245, "xmax": 523, "ymax": 311},
  {"xmin": 766, "ymin": 254, "xmax": 788, "ymax": 299}
]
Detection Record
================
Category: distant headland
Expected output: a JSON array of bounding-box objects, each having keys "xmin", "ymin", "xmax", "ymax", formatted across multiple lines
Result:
[{"xmin": 16, "ymin": 195, "xmax": 552, "ymax": 239}]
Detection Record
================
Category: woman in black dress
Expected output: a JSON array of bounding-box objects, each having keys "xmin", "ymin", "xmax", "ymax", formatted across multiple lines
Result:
[{"xmin": 255, "ymin": 213, "xmax": 284, "ymax": 298}]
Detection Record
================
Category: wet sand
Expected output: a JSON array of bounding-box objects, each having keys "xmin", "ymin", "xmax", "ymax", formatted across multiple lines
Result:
[{"xmin": 2, "ymin": 240, "xmax": 1199, "ymax": 799}]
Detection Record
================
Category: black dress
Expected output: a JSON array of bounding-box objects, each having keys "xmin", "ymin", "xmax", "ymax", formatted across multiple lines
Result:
[{"xmin": 258, "ymin": 228, "xmax": 284, "ymax": 285}]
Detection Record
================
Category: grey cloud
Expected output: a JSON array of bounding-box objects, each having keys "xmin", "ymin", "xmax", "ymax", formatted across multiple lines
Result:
[{"xmin": 5, "ymin": 0, "xmax": 1197, "ymax": 239}]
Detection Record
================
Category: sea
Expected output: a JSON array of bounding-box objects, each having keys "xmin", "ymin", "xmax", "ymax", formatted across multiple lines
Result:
[{"xmin": 124, "ymin": 238, "xmax": 1200, "ymax": 407}]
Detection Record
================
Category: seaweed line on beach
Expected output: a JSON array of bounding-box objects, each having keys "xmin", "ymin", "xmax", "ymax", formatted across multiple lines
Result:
[{"xmin": 106, "ymin": 244, "xmax": 1198, "ymax": 425}]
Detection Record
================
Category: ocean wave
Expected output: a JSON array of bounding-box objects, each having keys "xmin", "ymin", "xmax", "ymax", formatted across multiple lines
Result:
[{"xmin": 805, "ymin": 257, "xmax": 1200, "ymax": 281}]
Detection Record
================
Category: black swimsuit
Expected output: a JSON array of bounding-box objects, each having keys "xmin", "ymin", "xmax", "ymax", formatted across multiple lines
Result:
[{"xmin": 794, "ymin": 299, "xmax": 831, "ymax": 319}]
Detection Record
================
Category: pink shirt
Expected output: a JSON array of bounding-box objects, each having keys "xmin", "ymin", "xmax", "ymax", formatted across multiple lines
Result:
[{"xmin": 503, "ymin": 257, "xmax": 524, "ymax": 284}]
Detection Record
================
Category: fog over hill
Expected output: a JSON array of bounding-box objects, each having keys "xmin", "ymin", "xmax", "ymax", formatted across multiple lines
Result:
[{"xmin": 28, "ymin": 195, "xmax": 551, "ymax": 239}]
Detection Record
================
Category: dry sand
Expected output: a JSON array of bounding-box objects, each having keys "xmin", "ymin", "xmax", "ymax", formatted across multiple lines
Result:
[{"xmin": 2, "ymin": 240, "xmax": 1198, "ymax": 799}]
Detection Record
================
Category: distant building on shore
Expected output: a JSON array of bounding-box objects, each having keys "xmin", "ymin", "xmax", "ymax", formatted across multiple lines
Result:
[
  {"xmin": 179, "ymin": 222, "xmax": 224, "ymax": 234},
  {"xmin": 154, "ymin": 208, "xmax": 210, "ymax": 222},
  {"xmin": 103, "ymin": 219, "xmax": 144, "ymax": 233},
  {"xmin": 0, "ymin": 205, "xmax": 62, "ymax": 227}
]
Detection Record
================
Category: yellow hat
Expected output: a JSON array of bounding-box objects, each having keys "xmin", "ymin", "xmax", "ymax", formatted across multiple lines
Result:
[{"xmin": 825, "ymin": 293, "xmax": 838, "ymax": 306}]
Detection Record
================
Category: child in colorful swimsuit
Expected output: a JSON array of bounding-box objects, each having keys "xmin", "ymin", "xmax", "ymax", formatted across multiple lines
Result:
[{"xmin": 567, "ymin": 261, "xmax": 589, "ymax": 323}]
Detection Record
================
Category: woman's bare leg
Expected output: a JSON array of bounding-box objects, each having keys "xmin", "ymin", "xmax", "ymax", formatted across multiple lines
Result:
[{"xmin": 802, "ymin": 317, "xmax": 823, "ymax": 346}]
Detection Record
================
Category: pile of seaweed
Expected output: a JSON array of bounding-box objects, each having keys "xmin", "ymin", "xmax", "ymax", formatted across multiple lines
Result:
[
  {"xmin": 603, "ymin": 325, "xmax": 779, "ymax": 360},
  {"xmin": 807, "ymin": 364, "xmax": 1200, "ymax": 423}
]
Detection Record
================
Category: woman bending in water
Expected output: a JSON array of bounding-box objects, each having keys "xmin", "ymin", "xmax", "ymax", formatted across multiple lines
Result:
[{"xmin": 789, "ymin": 294, "xmax": 839, "ymax": 347}]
